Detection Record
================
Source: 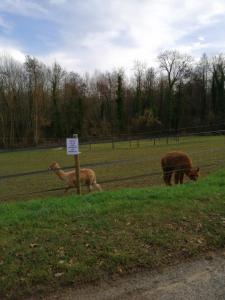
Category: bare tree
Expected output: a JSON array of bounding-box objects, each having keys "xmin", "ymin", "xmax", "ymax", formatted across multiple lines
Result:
[
  {"xmin": 132, "ymin": 61, "xmax": 146, "ymax": 116},
  {"xmin": 50, "ymin": 62, "xmax": 65, "ymax": 137},
  {"xmin": 143, "ymin": 67, "xmax": 156, "ymax": 111},
  {"xmin": 0, "ymin": 55, "xmax": 26, "ymax": 146},
  {"xmin": 158, "ymin": 50, "xmax": 193, "ymax": 129},
  {"xmin": 211, "ymin": 54, "xmax": 225, "ymax": 122},
  {"xmin": 158, "ymin": 50, "xmax": 192, "ymax": 91},
  {"xmin": 194, "ymin": 53, "xmax": 210, "ymax": 124},
  {"xmin": 25, "ymin": 55, "xmax": 47, "ymax": 144}
]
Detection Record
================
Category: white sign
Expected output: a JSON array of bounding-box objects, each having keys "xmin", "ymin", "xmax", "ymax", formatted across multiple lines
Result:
[{"xmin": 66, "ymin": 138, "xmax": 79, "ymax": 155}]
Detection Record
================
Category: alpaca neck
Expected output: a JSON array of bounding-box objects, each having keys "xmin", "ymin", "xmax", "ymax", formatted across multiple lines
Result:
[{"xmin": 54, "ymin": 169, "xmax": 67, "ymax": 181}]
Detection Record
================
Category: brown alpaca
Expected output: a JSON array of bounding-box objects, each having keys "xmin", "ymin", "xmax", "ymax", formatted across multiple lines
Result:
[
  {"xmin": 161, "ymin": 151, "xmax": 199, "ymax": 186},
  {"xmin": 48, "ymin": 161, "xmax": 102, "ymax": 193}
]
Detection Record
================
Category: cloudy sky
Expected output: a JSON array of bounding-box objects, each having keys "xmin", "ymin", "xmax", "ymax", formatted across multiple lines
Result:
[{"xmin": 0, "ymin": 0, "xmax": 225, "ymax": 73}]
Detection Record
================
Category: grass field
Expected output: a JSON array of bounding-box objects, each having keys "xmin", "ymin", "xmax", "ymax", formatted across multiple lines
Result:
[
  {"xmin": 1, "ymin": 135, "xmax": 225, "ymax": 201},
  {"xmin": 1, "ymin": 169, "xmax": 225, "ymax": 299}
]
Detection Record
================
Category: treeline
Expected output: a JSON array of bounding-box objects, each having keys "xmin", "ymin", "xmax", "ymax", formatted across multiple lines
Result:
[{"xmin": 0, "ymin": 50, "xmax": 225, "ymax": 147}]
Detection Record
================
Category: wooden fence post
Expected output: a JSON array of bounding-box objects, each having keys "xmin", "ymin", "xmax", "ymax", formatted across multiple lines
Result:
[
  {"xmin": 112, "ymin": 137, "xmax": 115, "ymax": 150},
  {"xmin": 137, "ymin": 139, "xmax": 140, "ymax": 148},
  {"xmin": 73, "ymin": 134, "xmax": 81, "ymax": 195},
  {"xmin": 129, "ymin": 138, "xmax": 132, "ymax": 148}
]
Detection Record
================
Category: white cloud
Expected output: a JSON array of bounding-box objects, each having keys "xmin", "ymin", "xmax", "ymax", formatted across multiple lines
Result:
[
  {"xmin": 0, "ymin": 46, "xmax": 25, "ymax": 63},
  {"xmin": 198, "ymin": 36, "xmax": 205, "ymax": 42},
  {"xmin": 38, "ymin": 51, "xmax": 81, "ymax": 71},
  {"xmin": 177, "ymin": 41, "xmax": 211, "ymax": 54},
  {"xmin": 1, "ymin": 0, "xmax": 225, "ymax": 72},
  {"xmin": 197, "ymin": 1, "xmax": 225, "ymax": 25},
  {"xmin": 0, "ymin": 16, "xmax": 12, "ymax": 32},
  {"xmin": 50, "ymin": 0, "xmax": 225, "ymax": 72},
  {"xmin": 49, "ymin": 0, "xmax": 67, "ymax": 4},
  {"xmin": 0, "ymin": 37, "xmax": 25, "ymax": 64},
  {"xmin": 0, "ymin": 0, "xmax": 49, "ymax": 19}
]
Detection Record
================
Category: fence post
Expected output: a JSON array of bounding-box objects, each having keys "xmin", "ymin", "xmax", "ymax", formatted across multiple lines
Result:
[
  {"xmin": 112, "ymin": 137, "xmax": 115, "ymax": 150},
  {"xmin": 73, "ymin": 134, "xmax": 81, "ymax": 195},
  {"xmin": 129, "ymin": 138, "xmax": 132, "ymax": 148}
]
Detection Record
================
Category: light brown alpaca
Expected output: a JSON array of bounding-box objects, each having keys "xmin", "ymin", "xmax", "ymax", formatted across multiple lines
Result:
[
  {"xmin": 49, "ymin": 161, "xmax": 102, "ymax": 193},
  {"xmin": 161, "ymin": 151, "xmax": 199, "ymax": 186}
]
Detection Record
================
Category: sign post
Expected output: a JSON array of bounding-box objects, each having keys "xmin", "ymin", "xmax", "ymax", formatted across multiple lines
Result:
[{"xmin": 66, "ymin": 134, "xmax": 81, "ymax": 195}]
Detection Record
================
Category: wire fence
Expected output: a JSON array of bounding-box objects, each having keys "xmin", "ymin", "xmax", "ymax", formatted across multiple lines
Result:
[
  {"xmin": 1, "ymin": 124, "xmax": 225, "ymax": 153},
  {"xmin": 1, "ymin": 159, "xmax": 224, "ymax": 202},
  {"xmin": 1, "ymin": 145, "xmax": 225, "ymax": 181},
  {"xmin": 1, "ymin": 128, "xmax": 225, "ymax": 202}
]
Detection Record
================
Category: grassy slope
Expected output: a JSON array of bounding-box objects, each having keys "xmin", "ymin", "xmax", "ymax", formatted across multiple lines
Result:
[{"xmin": 1, "ymin": 170, "xmax": 225, "ymax": 299}]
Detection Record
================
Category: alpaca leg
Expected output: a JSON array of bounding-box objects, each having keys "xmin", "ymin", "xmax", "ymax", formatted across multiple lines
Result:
[
  {"xmin": 64, "ymin": 186, "xmax": 72, "ymax": 194},
  {"xmin": 163, "ymin": 173, "xmax": 168, "ymax": 185},
  {"xmin": 174, "ymin": 172, "xmax": 180, "ymax": 184},
  {"xmin": 88, "ymin": 184, "xmax": 93, "ymax": 193},
  {"xmin": 163, "ymin": 172, "xmax": 172, "ymax": 186},
  {"xmin": 179, "ymin": 172, "xmax": 184, "ymax": 184},
  {"xmin": 167, "ymin": 172, "xmax": 172, "ymax": 186}
]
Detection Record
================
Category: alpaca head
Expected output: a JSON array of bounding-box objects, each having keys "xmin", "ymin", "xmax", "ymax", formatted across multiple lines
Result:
[
  {"xmin": 188, "ymin": 167, "xmax": 200, "ymax": 181},
  {"xmin": 48, "ymin": 161, "xmax": 60, "ymax": 171}
]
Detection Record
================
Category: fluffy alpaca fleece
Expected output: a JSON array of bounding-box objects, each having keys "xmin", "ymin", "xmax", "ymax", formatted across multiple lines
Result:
[
  {"xmin": 161, "ymin": 151, "xmax": 199, "ymax": 186},
  {"xmin": 49, "ymin": 161, "xmax": 102, "ymax": 193}
]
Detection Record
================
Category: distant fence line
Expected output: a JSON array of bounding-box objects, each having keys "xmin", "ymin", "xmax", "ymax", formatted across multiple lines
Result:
[
  {"xmin": 1, "ymin": 128, "xmax": 225, "ymax": 153},
  {"xmin": 1, "ymin": 120, "xmax": 225, "ymax": 145}
]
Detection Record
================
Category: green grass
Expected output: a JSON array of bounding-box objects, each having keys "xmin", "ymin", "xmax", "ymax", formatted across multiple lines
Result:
[
  {"xmin": 1, "ymin": 170, "xmax": 225, "ymax": 299},
  {"xmin": 1, "ymin": 135, "xmax": 225, "ymax": 201}
]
